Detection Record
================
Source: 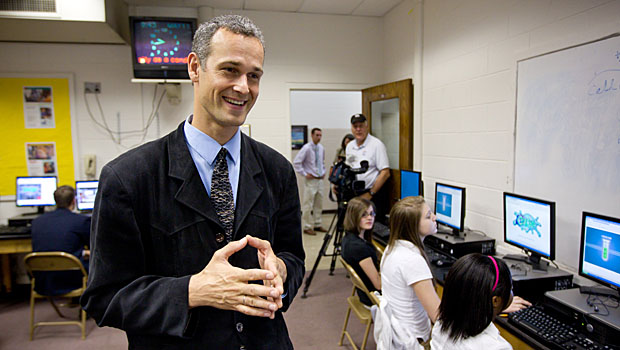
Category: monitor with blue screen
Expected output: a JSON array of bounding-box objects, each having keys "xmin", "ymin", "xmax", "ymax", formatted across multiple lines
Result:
[
  {"xmin": 434, "ymin": 182, "xmax": 466, "ymax": 237},
  {"xmin": 579, "ymin": 212, "xmax": 620, "ymax": 298},
  {"xmin": 16, "ymin": 176, "xmax": 57, "ymax": 214},
  {"xmin": 400, "ymin": 170, "xmax": 423, "ymax": 199},
  {"xmin": 503, "ymin": 192, "xmax": 555, "ymax": 271},
  {"xmin": 76, "ymin": 180, "xmax": 99, "ymax": 212}
]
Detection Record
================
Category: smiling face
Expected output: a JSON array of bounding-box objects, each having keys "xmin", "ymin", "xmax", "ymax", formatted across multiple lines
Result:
[
  {"xmin": 418, "ymin": 203, "xmax": 437, "ymax": 238},
  {"xmin": 188, "ymin": 28, "xmax": 264, "ymax": 143}
]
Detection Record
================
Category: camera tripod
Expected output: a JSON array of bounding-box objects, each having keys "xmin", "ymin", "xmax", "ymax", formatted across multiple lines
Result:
[{"xmin": 301, "ymin": 199, "xmax": 347, "ymax": 298}]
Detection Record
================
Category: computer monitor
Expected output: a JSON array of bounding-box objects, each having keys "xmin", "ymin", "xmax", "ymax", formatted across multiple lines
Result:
[
  {"xmin": 503, "ymin": 192, "xmax": 555, "ymax": 271},
  {"xmin": 400, "ymin": 170, "xmax": 423, "ymax": 199},
  {"xmin": 16, "ymin": 176, "xmax": 57, "ymax": 214},
  {"xmin": 75, "ymin": 180, "xmax": 99, "ymax": 212},
  {"xmin": 434, "ymin": 182, "xmax": 466, "ymax": 238},
  {"xmin": 578, "ymin": 212, "xmax": 620, "ymax": 298}
]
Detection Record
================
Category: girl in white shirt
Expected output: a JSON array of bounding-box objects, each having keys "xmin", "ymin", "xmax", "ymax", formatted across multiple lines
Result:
[
  {"xmin": 431, "ymin": 253, "xmax": 514, "ymax": 350},
  {"xmin": 378, "ymin": 196, "xmax": 439, "ymax": 349},
  {"xmin": 376, "ymin": 197, "xmax": 529, "ymax": 350}
]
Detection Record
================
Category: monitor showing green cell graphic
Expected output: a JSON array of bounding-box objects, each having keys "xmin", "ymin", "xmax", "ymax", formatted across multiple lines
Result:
[{"xmin": 579, "ymin": 212, "xmax": 620, "ymax": 290}]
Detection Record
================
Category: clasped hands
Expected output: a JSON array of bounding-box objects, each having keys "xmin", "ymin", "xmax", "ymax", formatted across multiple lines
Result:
[{"xmin": 188, "ymin": 235, "xmax": 286, "ymax": 319}]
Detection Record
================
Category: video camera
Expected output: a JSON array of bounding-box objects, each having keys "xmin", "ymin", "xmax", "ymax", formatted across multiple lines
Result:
[{"xmin": 329, "ymin": 160, "xmax": 369, "ymax": 202}]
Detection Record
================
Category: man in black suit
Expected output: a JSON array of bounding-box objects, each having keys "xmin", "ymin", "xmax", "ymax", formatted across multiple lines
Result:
[
  {"xmin": 81, "ymin": 15, "xmax": 305, "ymax": 349},
  {"xmin": 31, "ymin": 185, "xmax": 91, "ymax": 295}
]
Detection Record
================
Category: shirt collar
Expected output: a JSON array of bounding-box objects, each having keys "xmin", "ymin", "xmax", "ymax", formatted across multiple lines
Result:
[
  {"xmin": 353, "ymin": 134, "xmax": 370, "ymax": 149},
  {"xmin": 184, "ymin": 115, "xmax": 241, "ymax": 165}
]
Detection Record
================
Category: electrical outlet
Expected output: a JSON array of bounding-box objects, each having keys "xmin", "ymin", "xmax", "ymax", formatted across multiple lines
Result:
[{"xmin": 84, "ymin": 82, "xmax": 101, "ymax": 94}]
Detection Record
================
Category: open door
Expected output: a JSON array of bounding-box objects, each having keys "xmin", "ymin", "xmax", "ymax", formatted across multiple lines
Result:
[{"xmin": 362, "ymin": 79, "xmax": 413, "ymax": 209}]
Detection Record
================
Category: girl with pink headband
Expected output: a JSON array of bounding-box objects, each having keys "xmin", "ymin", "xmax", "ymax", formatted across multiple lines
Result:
[{"xmin": 431, "ymin": 253, "xmax": 514, "ymax": 349}]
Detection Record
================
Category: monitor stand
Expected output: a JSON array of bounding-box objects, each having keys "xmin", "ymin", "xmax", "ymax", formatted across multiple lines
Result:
[
  {"xmin": 579, "ymin": 285, "xmax": 620, "ymax": 299},
  {"xmin": 437, "ymin": 223, "xmax": 465, "ymax": 241},
  {"xmin": 20, "ymin": 206, "xmax": 46, "ymax": 216},
  {"xmin": 503, "ymin": 253, "xmax": 549, "ymax": 272}
]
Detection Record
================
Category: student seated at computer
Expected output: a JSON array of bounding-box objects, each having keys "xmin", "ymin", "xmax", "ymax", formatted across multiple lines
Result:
[
  {"xmin": 431, "ymin": 253, "xmax": 514, "ymax": 350},
  {"xmin": 376, "ymin": 197, "xmax": 531, "ymax": 350},
  {"xmin": 341, "ymin": 197, "xmax": 381, "ymax": 306},
  {"xmin": 31, "ymin": 185, "xmax": 91, "ymax": 295}
]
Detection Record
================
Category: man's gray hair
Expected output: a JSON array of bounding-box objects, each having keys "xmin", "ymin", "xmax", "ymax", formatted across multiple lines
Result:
[{"xmin": 192, "ymin": 14, "xmax": 265, "ymax": 67}]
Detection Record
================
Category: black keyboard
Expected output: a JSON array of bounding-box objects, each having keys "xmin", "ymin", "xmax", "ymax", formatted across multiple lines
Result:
[
  {"xmin": 509, "ymin": 306, "xmax": 614, "ymax": 350},
  {"xmin": 0, "ymin": 225, "xmax": 31, "ymax": 235},
  {"xmin": 425, "ymin": 247, "xmax": 455, "ymax": 267},
  {"xmin": 372, "ymin": 222, "xmax": 391, "ymax": 247}
]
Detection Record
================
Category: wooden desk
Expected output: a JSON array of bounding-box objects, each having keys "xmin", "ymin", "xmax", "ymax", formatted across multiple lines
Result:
[{"xmin": 0, "ymin": 236, "xmax": 32, "ymax": 293}]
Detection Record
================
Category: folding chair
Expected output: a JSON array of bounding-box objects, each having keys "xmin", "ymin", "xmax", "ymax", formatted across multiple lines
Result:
[
  {"xmin": 338, "ymin": 256, "xmax": 379, "ymax": 350},
  {"xmin": 24, "ymin": 252, "xmax": 88, "ymax": 340}
]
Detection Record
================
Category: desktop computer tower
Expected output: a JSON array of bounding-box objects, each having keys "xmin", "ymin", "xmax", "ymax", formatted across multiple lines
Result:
[
  {"xmin": 544, "ymin": 288, "xmax": 620, "ymax": 346},
  {"xmin": 509, "ymin": 264, "xmax": 573, "ymax": 304},
  {"xmin": 8, "ymin": 213, "xmax": 39, "ymax": 227},
  {"xmin": 424, "ymin": 231, "xmax": 495, "ymax": 259}
]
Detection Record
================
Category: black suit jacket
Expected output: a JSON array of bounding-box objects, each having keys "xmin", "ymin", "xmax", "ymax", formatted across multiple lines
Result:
[
  {"xmin": 81, "ymin": 122, "xmax": 305, "ymax": 349},
  {"xmin": 31, "ymin": 208, "xmax": 91, "ymax": 295}
]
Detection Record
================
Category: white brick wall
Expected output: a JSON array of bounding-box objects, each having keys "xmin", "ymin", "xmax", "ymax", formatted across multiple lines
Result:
[{"xmin": 384, "ymin": 0, "xmax": 620, "ymax": 269}]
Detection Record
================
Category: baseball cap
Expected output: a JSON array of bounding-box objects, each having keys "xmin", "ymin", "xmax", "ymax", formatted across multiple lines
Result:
[{"xmin": 350, "ymin": 113, "xmax": 367, "ymax": 124}]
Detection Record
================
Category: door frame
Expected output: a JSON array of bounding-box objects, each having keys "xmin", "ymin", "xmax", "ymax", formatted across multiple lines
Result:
[{"xmin": 362, "ymin": 78, "xmax": 414, "ymax": 205}]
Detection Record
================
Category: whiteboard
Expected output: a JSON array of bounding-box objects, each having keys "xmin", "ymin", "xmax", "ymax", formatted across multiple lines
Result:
[{"xmin": 515, "ymin": 34, "xmax": 620, "ymax": 270}]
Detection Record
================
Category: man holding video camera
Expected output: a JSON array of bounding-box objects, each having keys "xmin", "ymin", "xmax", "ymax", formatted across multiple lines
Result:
[{"xmin": 344, "ymin": 113, "xmax": 390, "ymax": 223}]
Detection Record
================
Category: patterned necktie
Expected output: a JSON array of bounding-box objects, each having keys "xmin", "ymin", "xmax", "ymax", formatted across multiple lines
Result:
[{"xmin": 212, "ymin": 147, "xmax": 234, "ymax": 242}]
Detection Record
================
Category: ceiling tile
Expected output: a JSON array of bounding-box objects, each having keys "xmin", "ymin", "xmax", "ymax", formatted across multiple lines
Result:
[
  {"xmin": 123, "ymin": 0, "xmax": 404, "ymax": 17},
  {"xmin": 353, "ymin": 0, "xmax": 403, "ymax": 17},
  {"xmin": 244, "ymin": 0, "xmax": 304, "ymax": 13},
  {"xmin": 297, "ymin": 0, "xmax": 364, "ymax": 16},
  {"xmin": 201, "ymin": 0, "xmax": 244, "ymax": 10}
]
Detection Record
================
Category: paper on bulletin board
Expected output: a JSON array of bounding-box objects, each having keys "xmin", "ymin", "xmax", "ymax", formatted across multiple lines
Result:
[
  {"xmin": 25, "ymin": 142, "xmax": 57, "ymax": 176},
  {"xmin": 23, "ymin": 86, "xmax": 55, "ymax": 128}
]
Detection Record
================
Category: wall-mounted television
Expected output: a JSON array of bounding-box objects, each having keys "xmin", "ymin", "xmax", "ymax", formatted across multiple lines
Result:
[{"xmin": 129, "ymin": 16, "xmax": 197, "ymax": 80}]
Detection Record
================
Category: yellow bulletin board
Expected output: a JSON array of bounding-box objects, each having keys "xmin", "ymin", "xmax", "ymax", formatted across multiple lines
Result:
[{"xmin": 0, "ymin": 77, "xmax": 75, "ymax": 196}]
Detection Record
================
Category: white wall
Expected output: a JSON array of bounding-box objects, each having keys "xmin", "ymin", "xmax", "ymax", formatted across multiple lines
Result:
[
  {"xmin": 0, "ymin": 9, "xmax": 384, "ymax": 223},
  {"xmin": 290, "ymin": 90, "xmax": 361, "ymax": 212},
  {"xmin": 383, "ymin": 0, "xmax": 620, "ymax": 270}
]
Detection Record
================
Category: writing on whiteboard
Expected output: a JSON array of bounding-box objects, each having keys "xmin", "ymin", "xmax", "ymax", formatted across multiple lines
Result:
[{"xmin": 588, "ymin": 69, "xmax": 620, "ymax": 95}]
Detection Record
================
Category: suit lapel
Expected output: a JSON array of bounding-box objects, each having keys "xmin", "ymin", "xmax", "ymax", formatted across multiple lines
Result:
[
  {"xmin": 167, "ymin": 122, "xmax": 221, "ymax": 225},
  {"xmin": 234, "ymin": 134, "xmax": 264, "ymax": 238}
]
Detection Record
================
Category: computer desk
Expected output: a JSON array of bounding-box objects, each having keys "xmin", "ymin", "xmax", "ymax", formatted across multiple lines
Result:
[
  {"xmin": 0, "ymin": 234, "xmax": 32, "ymax": 293},
  {"xmin": 372, "ymin": 235, "xmax": 537, "ymax": 350},
  {"xmin": 428, "ymin": 263, "xmax": 538, "ymax": 350}
]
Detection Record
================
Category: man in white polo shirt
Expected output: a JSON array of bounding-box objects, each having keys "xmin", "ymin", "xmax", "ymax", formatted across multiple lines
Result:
[{"xmin": 346, "ymin": 113, "xmax": 390, "ymax": 223}]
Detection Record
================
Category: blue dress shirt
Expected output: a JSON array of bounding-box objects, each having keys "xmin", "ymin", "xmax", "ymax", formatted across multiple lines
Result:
[{"xmin": 184, "ymin": 115, "xmax": 241, "ymax": 205}]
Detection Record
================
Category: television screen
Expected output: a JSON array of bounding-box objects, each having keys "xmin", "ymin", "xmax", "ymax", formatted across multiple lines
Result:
[
  {"xmin": 434, "ymin": 182, "xmax": 465, "ymax": 232},
  {"xmin": 503, "ymin": 192, "xmax": 555, "ymax": 260},
  {"xmin": 76, "ymin": 180, "xmax": 99, "ymax": 211},
  {"xmin": 579, "ymin": 212, "xmax": 620, "ymax": 290},
  {"xmin": 400, "ymin": 170, "xmax": 422, "ymax": 198},
  {"xmin": 130, "ymin": 17, "xmax": 197, "ymax": 79},
  {"xmin": 16, "ymin": 176, "xmax": 57, "ymax": 207}
]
